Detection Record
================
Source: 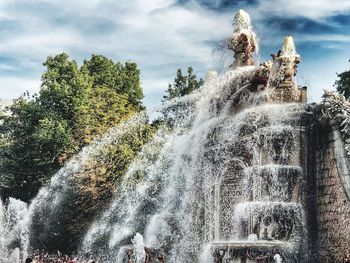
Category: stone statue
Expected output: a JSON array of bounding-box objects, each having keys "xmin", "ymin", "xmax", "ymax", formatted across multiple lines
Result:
[
  {"xmin": 267, "ymin": 36, "xmax": 305, "ymax": 103},
  {"xmin": 268, "ymin": 36, "xmax": 300, "ymax": 88},
  {"xmin": 228, "ymin": 9, "xmax": 257, "ymax": 68}
]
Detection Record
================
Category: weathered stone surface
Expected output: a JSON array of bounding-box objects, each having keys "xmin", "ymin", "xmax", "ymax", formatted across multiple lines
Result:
[
  {"xmin": 228, "ymin": 10, "xmax": 257, "ymax": 69},
  {"xmin": 269, "ymin": 84, "xmax": 306, "ymax": 104},
  {"xmin": 315, "ymin": 134, "xmax": 350, "ymax": 262},
  {"xmin": 303, "ymin": 107, "xmax": 350, "ymax": 262}
]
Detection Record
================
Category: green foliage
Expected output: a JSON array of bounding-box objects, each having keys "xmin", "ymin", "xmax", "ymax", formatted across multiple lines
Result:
[
  {"xmin": 0, "ymin": 95, "xmax": 71, "ymax": 200},
  {"xmin": 0, "ymin": 53, "xmax": 145, "ymax": 201},
  {"xmin": 0, "ymin": 108, "xmax": 11, "ymax": 190},
  {"xmin": 335, "ymin": 61, "xmax": 350, "ymax": 99},
  {"xmin": 163, "ymin": 66, "xmax": 204, "ymax": 101},
  {"xmin": 29, "ymin": 118, "xmax": 156, "ymax": 253},
  {"xmin": 75, "ymin": 85, "xmax": 132, "ymax": 145},
  {"xmin": 82, "ymin": 55, "xmax": 144, "ymax": 110},
  {"xmin": 0, "ymin": 53, "xmax": 158, "ymax": 253},
  {"xmin": 70, "ymin": 120, "xmax": 155, "ymax": 235},
  {"xmin": 40, "ymin": 53, "xmax": 90, "ymax": 123}
]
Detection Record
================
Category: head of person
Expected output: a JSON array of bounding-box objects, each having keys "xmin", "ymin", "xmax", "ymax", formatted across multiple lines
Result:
[{"xmin": 25, "ymin": 258, "xmax": 33, "ymax": 263}]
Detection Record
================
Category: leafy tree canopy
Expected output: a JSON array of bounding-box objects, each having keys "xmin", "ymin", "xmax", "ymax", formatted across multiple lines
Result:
[
  {"xmin": 82, "ymin": 55, "xmax": 144, "ymax": 110},
  {"xmin": 335, "ymin": 60, "xmax": 350, "ymax": 99},
  {"xmin": 163, "ymin": 66, "xmax": 204, "ymax": 101},
  {"xmin": 0, "ymin": 53, "xmax": 145, "ymax": 201}
]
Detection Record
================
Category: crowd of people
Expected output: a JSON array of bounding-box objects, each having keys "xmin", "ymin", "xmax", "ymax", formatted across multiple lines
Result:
[
  {"xmin": 22, "ymin": 248, "xmax": 165, "ymax": 263},
  {"xmin": 23, "ymin": 250, "xmax": 95, "ymax": 263},
  {"xmin": 20, "ymin": 250, "xmax": 350, "ymax": 263}
]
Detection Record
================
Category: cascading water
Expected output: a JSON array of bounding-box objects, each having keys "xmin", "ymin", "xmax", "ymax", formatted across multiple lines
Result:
[
  {"xmin": 77, "ymin": 10, "xmax": 307, "ymax": 263},
  {"xmin": 80, "ymin": 66, "xmax": 262, "ymax": 262},
  {"xmin": 0, "ymin": 9, "xmax": 309, "ymax": 263},
  {"xmin": 0, "ymin": 198, "xmax": 28, "ymax": 263},
  {"xmin": 24, "ymin": 113, "xmax": 152, "ymax": 254}
]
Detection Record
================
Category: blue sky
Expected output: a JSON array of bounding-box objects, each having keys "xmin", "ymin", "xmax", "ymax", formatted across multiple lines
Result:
[{"xmin": 0, "ymin": 0, "xmax": 349, "ymax": 108}]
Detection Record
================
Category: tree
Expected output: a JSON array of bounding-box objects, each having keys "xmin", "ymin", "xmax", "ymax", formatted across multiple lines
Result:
[
  {"xmin": 29, "ymin": 117, "xmax": 156, "ymax": 253},
  {"xmin": 82, "ymin": 55, "xmax": 144, "ymax": 110},
  {"xmin": 77, "ymin": 55, "xmax": 144, "ymax": 144},
  {"xmin": 0, "ymin": 53, "xmax": 145, "ymax": 201},
  {"xmin": 0, "ymin": 53, "xmax": 157, "ymax": 254},
  {"xmin": 40, "ymin": 53, "xmax": 90, "ymax": 125},
  {"xmin": 335, "ymin": 60, "xmax": 350, "ymax": 99},
  {"xmin": 163, "ymin": 67, "xmax": 204, "ymax": 101},
  {"xmin": 75, "ymin": 85, "xmax": 133, "ymax": 144},
  {"xmin": 0, "ymin": 95, "xmax": 72, "ymax": 200}
]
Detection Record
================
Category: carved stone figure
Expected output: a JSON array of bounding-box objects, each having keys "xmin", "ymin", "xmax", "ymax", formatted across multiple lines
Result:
[
  {"xmin": 228, "ymin": 10, "xmax": 257, "ymax": 68},
  {"xmin": 267, "ymin": 36, "xmax": 306, "ymax": 103}
]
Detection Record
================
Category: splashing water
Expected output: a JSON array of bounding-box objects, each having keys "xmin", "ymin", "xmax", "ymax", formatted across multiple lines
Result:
[
  {"xmin": 281, "ymin": 36, "xmax": 298, "ymax": 57},
  {"xmin": 0, "ymin": 198, "xmax": 28, "ymax": 263},
  {"xmin": 0, "ymin": 68, "xmax": 307, "ymax": 263},
  {"xmin": 1, "ymin": 9, "xmax": 309, "ymax": 263},
  {"xmin": 205, "ymin": 69, "xmax": 218, "ymax": 83},
  {"xmin": 132, "ymin": 233, "xmax": 145, "ymax": 263},
  {"xmin": 17, "ymin": 113, "xmax": 152, "ymax": 256},
  {"xmin": 78, "ymin": 62, "xmax": 307, "ymax": 262},
  {"xmin": 4, "ymin": 72, "xmax": 306, "ymax": 262},
  {"xmin": 233, "ymin": 9, "xmax": 251, "ymax": 32}
]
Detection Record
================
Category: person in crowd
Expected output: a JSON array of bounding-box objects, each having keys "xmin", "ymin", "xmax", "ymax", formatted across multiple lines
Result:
[
  {"xmin": 156, "ymin": 254, "xmax": 164, "ymax": 263},
  {"xmin": 273, "ymin": 253, "xmax": 283, "ymax": 263},
  {"xmin": 144, "ymin": 247, "xmax": 152, "ymax": 263},
  {"xmin": 213, "ymin": 248, "xmax": 226, "ymax": 263},
  {"xmin": 344, "ymin": 252, "xmax": 350, "ymax": 263},
  {"xmin": 246, "ymin": 251, "xmax": 270, "ymax": 263},
  {"xmin": 126, "ymin": 250, "xmax": 135, "ymax": 263},
  {"xmin": 25, "ymin": 250, "xmax": 83, "ymax": 263}
]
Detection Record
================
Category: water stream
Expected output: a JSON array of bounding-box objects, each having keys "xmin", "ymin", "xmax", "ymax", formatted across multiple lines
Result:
[{"xmin": 0, "ymin": 9, "xmax": 308, "ymax": 263}]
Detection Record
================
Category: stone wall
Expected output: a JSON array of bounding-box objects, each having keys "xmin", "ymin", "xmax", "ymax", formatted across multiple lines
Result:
[{"xmin": 304, "ymin": 110, "xmax": 350, "ymax": 262}]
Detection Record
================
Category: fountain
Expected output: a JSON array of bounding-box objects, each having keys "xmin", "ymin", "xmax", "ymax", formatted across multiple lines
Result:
[
  {"xmin": 228, "ymin": 9, "xmax": 257, "ymax": 68},
  {"xmin": 206, "ymin": 12, "xmax": 307, "ymax": 263},
  {"xmin": 76, "ymin": 9, "xmax": 308, "ymax": 263},
  {"xmin": 4, "ymin": 8, "xmax": 350, "ymax": 263}
]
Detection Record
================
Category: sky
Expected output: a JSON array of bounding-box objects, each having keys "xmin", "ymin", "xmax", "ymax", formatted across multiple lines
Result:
[{"xmin": 0, "ymin": 0, "xmax": 349, "ymax": 108}]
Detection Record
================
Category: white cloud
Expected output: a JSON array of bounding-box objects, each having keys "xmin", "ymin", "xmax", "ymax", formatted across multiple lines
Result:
[
  {"xmin": 0, "ymin": 64, "xmax": 19, "ymax": 71},
  {"xmin": 0, "ymin": 0, "xmax": 349, "ymax": 104},
  {"xmin": 0, "ymin": 76, "xmax": 40, "ymax": 99},
  {"xmin": 0, "ymin": 0, "xmax": 233, "ymax": 101},
  {"xmin": 257, "ymin": 0, "xmax": 350, "ymax": 20}
]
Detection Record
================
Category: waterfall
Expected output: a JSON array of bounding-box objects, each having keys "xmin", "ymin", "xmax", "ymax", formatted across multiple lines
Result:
[
  {"xmin": 23, "ymin": 113, "xmax": 152, "ymax": 254},
  {"xmin": 0, "ymin": 198, "xmax": 28, "ymax": 263},
  {"xmin": 80, "ymin": 66, "xmax": 260, "ymax": 261},
  {"xmin": 79, "ymin": 65, "xmax": 306, "ymax": 262},
  {"xmin": 281, "ymin": 36, "xmax": 297, "ymax": 57},
  {"xmin": 132, "ymin": 233, "xmax": 146, "ymax": 263},
  {"xmin": 0, "ymin": 9, "xmax": 309, "ymax": 263},
  {"xmin": 77, "ymin": 10, "xmax": 306, "ymax": 262}
]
